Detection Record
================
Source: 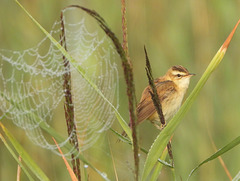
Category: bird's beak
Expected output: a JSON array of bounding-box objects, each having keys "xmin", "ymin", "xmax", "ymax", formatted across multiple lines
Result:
[{"xmin": 189, "ymin": 73, "xmax": 196, "ymax": 76}]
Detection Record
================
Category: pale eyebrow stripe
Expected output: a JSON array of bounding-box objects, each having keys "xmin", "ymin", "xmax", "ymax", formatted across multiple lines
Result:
[{"xmin": 172, "ymin": 71, "xmax": 186, "ymax": 75}]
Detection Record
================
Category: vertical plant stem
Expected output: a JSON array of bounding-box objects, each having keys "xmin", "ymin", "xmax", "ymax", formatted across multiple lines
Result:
[
  {"xmin": 144, "ymin": 46, "xmax": 174, "ymax": 166},
  {"xmin": 60, "ymin": 12, "xmax": 81, "ymax": 181},
  {"xmin": 144, "ymin": 46, "xmax": 165, "ymax": 125},
  {"xmin": 121, "ymin": 1, "xmax": 139, "ymax": 180},
  {"xmin": 121, "ymin": 0, "xmax": 130, "ymax": 65}
]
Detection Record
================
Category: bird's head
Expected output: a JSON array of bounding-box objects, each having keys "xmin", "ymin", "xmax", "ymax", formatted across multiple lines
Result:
[{"xmin": 166, "ymin": 65, "xmax": 195, "ymax": 89}]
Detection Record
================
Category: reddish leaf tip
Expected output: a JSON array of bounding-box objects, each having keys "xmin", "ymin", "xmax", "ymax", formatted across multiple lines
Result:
[{"xmin": 221, "ymin": 19, "xmax": 240, "ymax": 52}]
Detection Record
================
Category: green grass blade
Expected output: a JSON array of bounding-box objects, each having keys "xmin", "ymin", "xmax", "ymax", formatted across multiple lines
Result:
[
  {"xmin": 115, "ymin": 113, "xmax": 132, "ymax": 142},
  {"xmin": 0, "ymin": 130, "xmax": 35, "ymax": 181},
  {"xmin": 141, "ymin": 19, "xmax": 240, "ymax": 181},
  {"xmin": 149, "ymin": 148, "xmax": 168, "ymax": 181},
  {"xmin": 0, "ymin": 122, "xmax": 50, "ymax": 181},
  {"xmin": 232, "ymin": 171, "xmax": 240, "ymax": 181},
  {"xmin": 188, "ymin": 136, "xmax": 240, "ymax": 180},
  {"xmin": 14, "ymin": 0, "xmax": 130, "ymax": 139}
]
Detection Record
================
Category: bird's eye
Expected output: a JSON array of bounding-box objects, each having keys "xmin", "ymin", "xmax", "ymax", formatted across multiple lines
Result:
[{"xmin": 177, "ymin": 74, "xmax": 181, "ymax": 77}]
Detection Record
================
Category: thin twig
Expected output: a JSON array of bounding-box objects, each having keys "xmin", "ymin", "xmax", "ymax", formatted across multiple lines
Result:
[
  {"xmin": 60, "ymin": 12, "xmax": 81, "ymax": 181},
  {"xmin": 17, "ymin": 156, "xmax": 22, "ymax": 181}
]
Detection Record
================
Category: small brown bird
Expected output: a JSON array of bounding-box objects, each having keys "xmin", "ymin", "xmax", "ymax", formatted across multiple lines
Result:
[{"xmin": 136, "ymin": 65, "xmax": 195, "ymax": 129}]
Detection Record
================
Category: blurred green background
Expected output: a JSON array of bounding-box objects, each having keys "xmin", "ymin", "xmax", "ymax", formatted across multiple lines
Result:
[{"xmin": 0, "ymin": 0, "xmax": 240, "ymax": 180}]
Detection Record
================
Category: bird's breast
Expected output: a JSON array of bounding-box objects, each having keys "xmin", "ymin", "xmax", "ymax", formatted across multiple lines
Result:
[
  {"xmin": 162, "ymin": 92, "xmax": 184, "ymax": 121},
  {"xmin": 148, "ymin": 90, "xmax": 186, "ymax": 122}
]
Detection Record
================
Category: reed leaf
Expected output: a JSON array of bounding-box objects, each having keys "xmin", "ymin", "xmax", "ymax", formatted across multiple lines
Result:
[
  {"xmin": 0, "ymin": 122, "xmax": 50, "ymax": 181},
  {"xmin": 0, "ymin": 128, "xmax": 34, "ymax": 181},
  {"xmin": 188, "ymin": 136, "xmax": 240, "ymax": 180},
  {"xmin": 149, "ymin": 147, "xmax": 168, "ymax": 181}
]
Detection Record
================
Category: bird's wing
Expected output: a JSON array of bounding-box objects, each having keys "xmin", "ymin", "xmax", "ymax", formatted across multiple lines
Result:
[{"xmin": 136, "ymin": 80, "xmax": 176, "ymax": 124}]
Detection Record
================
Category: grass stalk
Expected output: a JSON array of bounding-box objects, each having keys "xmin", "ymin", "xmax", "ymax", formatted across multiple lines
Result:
[
  {"xmin": 144, "ymin": 46, "xmax": 165, "ymax": 125},
  {"xmin": 188, "ymin": 135, "xmax": 240, "ymax": 180},
  {"xmin": 60, "ymin": 11, "xmax": 81, "ymax": 180},
  {"xmin": 144, "ymin": 46, "xmax": 174, "ymax": 167},
  {"xmin": 121, "ymin": 1, "xmax": 139, "ymax": 180}
]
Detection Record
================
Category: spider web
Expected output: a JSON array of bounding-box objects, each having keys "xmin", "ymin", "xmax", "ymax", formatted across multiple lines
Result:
[{"xmin": 0, "ymin": 7, "xmax": 119, "ymax": 155}]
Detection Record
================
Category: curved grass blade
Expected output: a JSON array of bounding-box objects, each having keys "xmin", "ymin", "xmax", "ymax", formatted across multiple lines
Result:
[
  {"xmin": 188, "ymin": 136, "xmax": 240, "ymax": 180},
  {"xmin": 0, "ymin": 130, "xmax": 34, "ymax": 181},
  {"xmin": 141, "ymin": 19, "xmax": 240, "ymax": 181},
  {"xmin": 14, "ymin": 0, "xmax": 131, "ymax": 141},
  {"xmin": 0, "ymin": 122, "xmax": 50, "ymax": 181},
  {"xmin": 115, "ymin": 111, "xmax": 132, "ymax": 142},
  {"xmin": 208, "ymin": 128, "xmax": 232, "ymax": 180}
]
